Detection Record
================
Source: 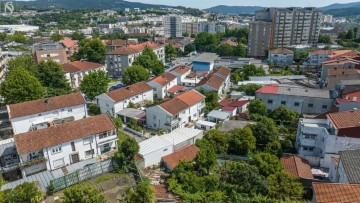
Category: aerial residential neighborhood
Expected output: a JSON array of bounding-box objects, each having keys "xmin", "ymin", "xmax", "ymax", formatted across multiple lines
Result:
[{"xmin": 1, "ymin": 0, "xmax": 360, "ymax": 202}]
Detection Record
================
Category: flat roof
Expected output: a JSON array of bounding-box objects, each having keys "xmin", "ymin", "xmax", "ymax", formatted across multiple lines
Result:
[
  {"xmin": 161, "ymin": 128, "xmax": 203, "ymax": 146},
  {"xmin": 139, "ymin": 136, "xmax": 172, "ymax": 156},
  {"xmin": 117, "ymin": 108, "xmax": 145, "ymax": 118},
  {"xmin": 207, "ymin": 110, "xmax": 230, "ymax": 120},
  {"xmin": 196, "ymin": 120, "xmax": 217, "ymax": 127},
  {"xmin": 249, "ymin": 75, "xmax": 307, "ymax": 81},
  {"xmin": 193, "ymin": 52, "xmax": 219, "ymax": 63}
]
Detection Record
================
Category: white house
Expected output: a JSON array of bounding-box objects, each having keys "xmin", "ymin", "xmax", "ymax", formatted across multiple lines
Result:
[
  {"xmin": 296, "ymin": 110, "xmax": 360, "ymax": 169},
  {"xmin": 96, "ymin": 81, "xmax": 153, "ymax": 117},
  {"xmin": 196, "ymin": 73, "xmax": 226, "ymax": 95},
  {"xmin": 62, "ymin": 61, "xmax": 107, "ymax": 88},
  {"xmin": 146, "ymin": 90, "xmax": 205, "ymax": 132},
  {"xmin": 214, "ymin": 66, "xmax": 231, "ymax": 85},
  {"xmin": 138, "ymin": 128, "xmax": 203, "ymax": 168},
  {"xmin": 268, "ymin": 48, "xmax": 294, "ymax": 67},
  {"xmin": 14, "ymin": 114, "xmax": 117, "ymax": 177},
  {"xmin": 147, "ymin": 72, "xmax": 177, "ymax": 99},
  {"xmin": 169, "ymin": 65, "xmax": 191, "ymax": 85},
  {"xmin": 303, "ymin": 50, "xmax": 355, "ymax": 67},
  {"xmin": 106, "ymin": 41, "xmax": 165, "ymax": 77},
  {"xmin": 7, "ymin": 92, "xmax": 87, "ymax": 135}
]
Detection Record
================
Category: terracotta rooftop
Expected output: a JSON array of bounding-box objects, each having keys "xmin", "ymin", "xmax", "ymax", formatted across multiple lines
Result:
[
  {"xmin": 105, "ymin": 81, "xmax": 153, "ymax": 102},
  {"xmin": 8, "ymin": 92, "xmax": 85, "ymax": 119},
  {"xmin": 59, "ymin": 39, "xmax": 78, "ymax": 48},
  {"xmin": 310, "ymin": 49, "xmax": 352, "ymax": 57},
  {"xmin": 150, "ymin": 72, "xmax": 177, "ymax": 86},
  {"xmin": 15, "ymin": 114, "xmax": 115, "ymax": 154},
  {"xmin": 161, "ymin": 145, "xmax": 199, "ymax": 170},
  {"xmin": 159, "ymin": 90, "xmax": 205, "ymax": 115},
  {"xmin": 337, "ymin": 91, "xmax": 360, "ymax": 103},
  {"xmin": 167, "ymin": 85, "xmax": 186, "ymax": 94},
  {"xmin": 322, "ymin": 58, "xmax": 360, "ymax": 66},
  {"xmin": 256, "ymin": 84, "xmax": 278, "ymax": 94},
  {"xmin": 219, "ymin": 99, "xmax": 249, "ymax": 107},
  {"xmin": 328, "ymin": 69, "xmax": 360, "ymax": 76},
  {"xmin": 107, "ymin": 41, "xmax": 163, "ymax": 55},
  {"xmin": 327, "ymin": 110, "xmax": 360, "ymax": 129},
  {"xmin": 214, "ymin": 66, "xmax": 231, "ymax": 78},
  {"xmin": 269, "ymin": 48, "xmax": 294, "ymax": 54},
  {"xmin": 170, "ymin": 65, "xmax": 191, "ymax": 75},
  {"xmin": 314, "ymin": 107, "xmax": 339, "ymax": 119},
  {"xmin": 281, "ymin": 155, "xmax": 313, "ymax": 179},
  {"xmin": 196, "ymin": 73, "xmax": 225, "ymax": 90},
  {"xmin": 62, "ymin": 61, "xmax": 105, "ymax": 74},
  {"xmin": 220, "ymin": 39, "xmax": 238, "ymax": 46},
  {"xmin": 312, "ymin": 182, "xmax": 360, "ymax": 203}
]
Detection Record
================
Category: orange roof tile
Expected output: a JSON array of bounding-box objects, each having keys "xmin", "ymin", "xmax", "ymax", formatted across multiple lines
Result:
[
  {"xmin": 327, "ymin": 110, "xmax": 360, "ymax": 129},
  {"xmin": 170, "ymin": 65, "xmax": 191, "ymax": 75},
  {"xmin": 174, "ymin": 89, "xmax": 205, "ymax": 106},
  {"xmin": 150, "ymin": 72, "xmax": 177, "ymax": 86},
  {"xmin": 255, "ymin": 84, "xmax": 278, "ymax": 94},
  {"xmin": 59, "ymin": 39, "xmax": 78, "ymax": 48},
  {"xmin": 62, "ymin": 61, "xmax": 104, "ymax": 74},
  {"xmin": 107, "ymin": 41, "xmax": 163, "ymax": 55},
  {"xmin": 159, "ymin": 90, "xmax": 205, "ymax": 115},
  {"xmin": 214, "ymin": 66, "xmax": 231, "ymax": 78},
  {"xmin": 312, "ymin": 183, "xmax": 360, "ymax": 203},
  {"xmin": 196, "ymin": 73, "xmax": 225, "ymax": 90},
  {"xmin": 281, "ymin": 155, "xmax": 313, "ymax": 179},
  {"xmin": 106, "ymin": 82, "xmax": 153, "ymax": 102},
  {"xmin": 269, "ymin": 48, "xmax": 294, "ymax": 54},
  {"xmin": 15, "ymin": 114, "xmax": 115, "ymax": 154},
  {"xmin": 162, "ymin": 145, "xmax": 199, "ymax": 170}
]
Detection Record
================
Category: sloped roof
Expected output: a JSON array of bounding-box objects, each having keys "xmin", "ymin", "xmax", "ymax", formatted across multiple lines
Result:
[
  {"xmin": 15, "ymin": 114, "xmax": 115, "ymax": 154},
  {"xmin": 328, "ymin": 69, "xmax": 360, "ymax": 76},
  {"xmin": 59, "ymin": 39, "xmax": 78, "ymax": 48},
  {"xmin": 339, "ymin": 149, "xmax": 360, "ymax": 184},
  {"xmin": 281, "ymin": 155, "xmax": 313, "ymax": 179},
  {"xmin": 62, "ymin": 61, "xmax": 104, "ymax": 74},
  {"xmin": 162, "ymin": 145, "xmax": 199, "ymax": 170},
  {"xmin": 105, "ymin": 82, "xmax": 153, "ymax": 102},
  {"xmin": 312, "ymin": 182, "xmax": 360, "ymax": 203},
  {"xmin": 327, "ymin": 110, "xmax": 360, "ymax": 129},
  {"xmin": 196, "ymin": 73, "xmax": 225, "ymax": 90},
  {"xmin": 256, "ymin": 84, "xmax": 278, "ymax": 94},
  {"xmin": 139, "ymin": 136, "xmax": 172, "ymax": 156},
  {"xmin": 214, "ymin": 66, "xmax": 231, "ymax": 78},
  {"xmin": 269, "ymin": 48, "xmax": 294, "ymax": 54},
  {"xmin": 170, "ymin": 65, "xmax": 191, "ymax": 75},
  {"xmin": 150, "ymin": 72, "xmax": 177, "ymax": 86},
  {"xmin": 8, "ymin": 92, "xmax": 85, "ymax": 119},
  {"xmin": 107, "ymin": 41, "xmax": 163, "ymax": 55},
  {"xmin": 158, "ymin": 90, "xmax": 205, "ymax": 115}
]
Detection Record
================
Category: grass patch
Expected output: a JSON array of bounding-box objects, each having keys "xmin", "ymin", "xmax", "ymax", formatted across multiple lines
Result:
[{"xmin": 80, "ymin": 173, "xmax": 121, "ymax": 186}]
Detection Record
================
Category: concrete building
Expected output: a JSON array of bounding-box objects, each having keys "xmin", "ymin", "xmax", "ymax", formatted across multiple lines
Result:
[
  {"xmin": 62, "ymin": 61, "xmax": 107, "ymax": 88},
  {"xmin": 164, "ymin": 16, "xmax": 182, "ymax": 38},
  {"xmin": 320, "ymin": 58, "xmax": 360, "ymax": 82},
  {"xmin": 255, "ymin": 84, "xmax": 333, "ymax": 115},
  {"xmin": 59, "ymin": 39, "xmax": 78, "ymax": 58},
  {"xmin": 96, "ymin": 82, "xmax": 153, "ymax": 117},
  {"xmin": 304, "ymin": 49, "xmax": 356, "ymax": 67},
  {"xmin": 296, "ymin": 110, "xmax": 360, "ymax": 168},
  {"xmin": 327, "ymin": 69, "xmax": 360, "ymax": 90},
  {"xmin": 169, "ymin": 65, "xmax": 191, "ymax": 85},
  {"xmin": 106, "ymin": 41, "xmax": 165, "ymax": 77},
  {"xmin": 214, "ymin": 57, "xmax": 264, "ymax": 70},
  {"xmin": 32, "ymin": 41, "xmax": 68, "ymax": 64},
  {"xmin": 329, "ymin": 149, "xmax": 360, "ymax": 184},
  {"xmin": 192, "ymin": 52, "xmax": 219, "ymax": 72},
  {"xmin": 268, "ymin": 48, "xmax": 294, "ymax": 67},
  {"xmin": 247, "ymin": 21, "xmax": 272, "ymax": 58},
  {"xmin": 146, "ymin": 90, "xmax": 205, "ymax": 132},
  {"xmin": 182, "ymin": 23, "xmax": 199, "ymax": 35},
  {"xmin": 14, "ymin": 114, "xmax": 117, "ymax": 177},
  {"xmin": 196, "ymin": 73, "xmax": 227, "ymax": 95},
  {"xmin": 322, "ymin": 15, "xmax": 333, "ymax": 24},
  {"xmin": 147, "ymin": 72, "xmax": 177, "ymax": 99},
  {"xmin": 7, "ymin": 92, "xmax": 87, "ymax": 135}
]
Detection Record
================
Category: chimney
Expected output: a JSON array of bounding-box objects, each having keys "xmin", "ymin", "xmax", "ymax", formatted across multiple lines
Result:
[
  {"xmin": 353, "ymin": 108, "xmax": 358, "ymax": 111},
  {"xmin": 353, "ymin": 97, "xmax": 357, "ymax": 102},
  {"xmin": 44, "ymin": 99, "xmax": 49, "ymax": 104},
  {"xmin": 126, "ymin": 86, "xmax": 130, "ymax": 90}
]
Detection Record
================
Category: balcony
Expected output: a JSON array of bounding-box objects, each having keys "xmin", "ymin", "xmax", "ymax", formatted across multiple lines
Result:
[
  {"xmin": 165, "ymin": 118, "xmax": 180, "ymax": 126},
  {"xmin": 19, "ymin": 157, "xmax": 47, "ymax": 169}
]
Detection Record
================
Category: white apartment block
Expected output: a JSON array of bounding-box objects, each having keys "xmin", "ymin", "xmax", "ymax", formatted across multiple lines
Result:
[
  {"xmin": 15, "ymin": 114, "xmax": 117, "ymax": 177},
  {"xmin": 147, "ymin": 72, "xmax": 177, "ymax": 99},
  {"xmin": 146, "ymin": 90, "xmax": 205, "ymax": 132},
  {"xmin": 96, "ymin": 82, "xmax": 153, "ymax": 117},
  {"xmin": 7, "ymin": 92, "xmax": 87, "ymax": 135},
  {"xmin": 164, "ymin": 15, "xmax": 182, "ymax": 38},
  {"xmin": 296, "ymin": 110, "xmax": 360, "ymax": 169}
]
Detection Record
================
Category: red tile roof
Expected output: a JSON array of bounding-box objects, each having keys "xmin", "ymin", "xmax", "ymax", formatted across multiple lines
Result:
[
  {"xmin": 62, "ymin": 61, "xmax": 105, "ymax": 74},
  {"xmin": 219, "ymin": 99, "xmax": 249, "ymax": 107},
  {"xmin": 314, "ymin": 107, "xmax": 339, "ymax": 119},
  {"xmin": 214, "ymin": 66, "xmax": 231, "ymax": 78},
  {"xmin": 170, "ymin": 65, "xmax": 191, "ymax": 75},
  {"xmin": 220, "ymin": 39, "xmax": 238, "ymax": 46},
  {"xmin": 322, "ymin": 58, "xmax": 360, "ymax": 66},
  {"xmin": 105, "ymin": 82, "xmax": 153, "ymax": 102},
  {"xmin": 59, "ymin": 39, "xmax": 78, "ymax": 48},
  {"xmin": 167, "ymin": 85, "xmax": 185, "ymax": 93},
  {"xmin": 269, "ymin": 48, "xmax": 294, "ymax": 54},
  {"xmin": 150, "ymin": 72, "xmax": 177, "ymax": 86},
  {"xmin": 107, "ymin": 41, "xmax": 163, "ymax": 55},
  {"xmin": 159, "ymin": 90, "xmax": 205, "ymax": 115},
  {"xmin": 196, "ymin": 73, "xmax": 225, "ymax": 90},
  {"xmin": 310, "ymin": 50, "xmax": 352, "ymax": 57},
  {"xmin": 15, "ymin": 114, "xmax": 115, "ymax": 154},
  {"xmin": 162, "ymin": 145, "xmax": 199, "ymax": 170},
  {"xmin": 255, "ymin": 84, "xmax": 278, "ymax": 94},
  {"xmin": 339, "ymin": 91, "xmax": 360, "ymax": 103},
  {"xmin": 281, "ymin": 155, "xmax": 313, "ymax": 179},
  {"xmin": 312, "ymin": 182, "xmax": 360, "ymax": 203},
  {"xmin": 8, "ymin": 92, "xmax": 85, "ymax": 119},
  {"xmin": 222, "ymin": 106, "xmax": 237, "ymax": 111},
  {"xmin": 327, "ymin": 110, "xmax": 360, "ymax": 129}
]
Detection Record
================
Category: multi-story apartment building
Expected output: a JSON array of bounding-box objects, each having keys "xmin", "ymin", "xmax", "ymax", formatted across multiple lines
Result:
[
  {"xmin": 268, "ymin": 48, "xmax": 294, "ymax": 66},
  {"xmin": 146, "ymin": 90, "xmax": 205, "ymax": 132},
  {"xmin": 96, "ymin": 81, "xmax": 153, "ymax": 117},
  {"xmin": 7, "ymin": 92, "xmax": 87, "ymax": 135},
  {"xmin": 182, "ymin": 23, "xmax": 199, "ymax": 35},
  {"xmin": 62, "ymin": 61, "xmax": 107, "ymax": 88},
  {"xmin": 59, "ymin": 39, "xmax": 79, "ymax": 58},
  {"xmin": 164, "ymin": 16, "xmax": 182, "ymax": 38},
  {"xmin": 32, "ymin": 41, "xmax": 68, "ymax": 64},
  {"xmin": 106, "ymin": 41, "xmax": 165, "ymax": 77},
  {"xmin": 296, "ymin": 110, "xmax": 360, "ymax": 168},
  {"xmin": 182, "ymin": 22, "xmax": 226, "ymax": 35},
  {"xmin": 247, "ymin": 21, "xmax": 272, "ymax": 58},
  {"xmin": 14, "ymin": 114, "xmax": 117, "ymax": 177}
]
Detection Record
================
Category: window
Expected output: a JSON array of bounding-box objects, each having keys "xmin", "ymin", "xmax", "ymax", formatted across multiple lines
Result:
[
  {"xmin": 106, "ymin": 102, "xmax": 109, "ymax": 107},
  {"xmin": 308, "ymin": 103, "xmax": 314, "ymax": 108},
  {"xmin": 38, "ymin": 113, "xmax": 42, "ymax": 116},
  {"xmin": 52, "ymin": 111, "xmax": 59, "ymax": 116},
  {"xmin": 99, "ymin": 131, "xmax": 112, "ymax": 139},
  {"xmin": 85, "ymin": 149, "xmax": 94, "ymax": 158},
  {"xmin": 163, "ymin": 148, "xmax": 168, "ymax": 152},
  {"xmin": 68, "ymin": 109, "xmax": 73, "ymax": 113},
  {"xmin": 322, "ymin": 105, "xmax": 328, "ymax": 109},
  {"xmin": 83, "ymin": 137, "xmax": 91, "ymax": 145},
  {"xmin": 52, "ymin": 145, "xmax": 62, "ymax": 154},
  {"xmin": 154, "ymin": 123, "xmax": 157, "ymax": 128},
  {"xmin": 304, "ymin": 134, "xmax": 317, "ymax": 139},
  {"xmin": 281, "ymin": 101, "xmax": 286, "ymax": 105},
  {"xmin": 153, "ymin": 114, "xmax": 157, "ymax": 120},
  {"xmin": 53, "ymin": 158, "xmax": 65, "ymax": 168},
  {"xmin": 303, "ymin": 146, "xmax": 314, "ymax": 151},
  {"xmin": 294, "ymin": 102, "xmax": 300, "ymax": 106},
  {"xmin": 267, "ymin": 100, "xmax": 273, "ymax": 104},
  {"xmin": 71, "ymin": 142, "xmax": 76, "ymax": 151}
]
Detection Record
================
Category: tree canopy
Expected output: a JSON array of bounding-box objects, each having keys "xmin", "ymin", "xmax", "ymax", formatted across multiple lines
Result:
[
  {"xmin": 248, "ymin": 99, "xmax": 268, "ymax": 116},
  {"xmin": 250, "ymin": 116, "xmax": 280, "ymax": 148},
  {"xmin": 252, "ymin": 153, "xmax": 283, "ymax": 177},
  {"xmin": 74, "ymin": 38, "xmax": 107, "ymax": 63},
  {"xmin": 165, "ymin": 44, "xmax": 177, "ymax": 59},
  {"xmin": 267, "ymin": 171, "xmax": 304, "ymax": 200},
  {"xmin": 62, "ymin": 185, "xmax": 107, "ymax": 203},
  {"xmin": 50, "ymin": 33, "xmax": 64, "ymax": 41},
  {"xmin": 194, "ymin": 32, "xmax": 220, "ymax": 51},
  {"xmin": 133, "ymin": 47, "xmax": 164, "ymax": 76},
  {"xmin": 238, "ymin": 84, "xmax": 262, "ymax": 96},
  {"xmin": 123, "ymin": 180, "xmax": 156, "ymax": 203},
  {"xmin": 7, "ymin": 56, "xmax": 38, "ymax": 77},
  {"xmin": 122, "ymin": 65, "xmax": 150, "ymax": 85},
  {"xmin": 2, "ymin": 182, "xmax": 44, "ymax": 203},
  {"xmin": 80, "ymin": 70, "xmax": 110, "ymax": 101}
]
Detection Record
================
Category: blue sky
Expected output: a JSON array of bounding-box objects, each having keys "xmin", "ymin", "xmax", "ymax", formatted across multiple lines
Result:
[{"xmin": 126, "ymin": 0, "xmax": 358, "ymax": 9}]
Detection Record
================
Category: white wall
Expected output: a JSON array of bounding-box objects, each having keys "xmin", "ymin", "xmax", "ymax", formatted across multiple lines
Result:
[
  {"xmin": 143, "ymin": 145, "xmax": 173, "ymax": 167},
  {"xmin": 11, "ymin": 104, "xmax": 87, "ymax": 135},
  {"xmin": 70, "ymin": 66, "xmax": 107, "ymax": 88},
  {"xmin": 147, "ymin": 78, "xmax": 177, "ymax": 99}
]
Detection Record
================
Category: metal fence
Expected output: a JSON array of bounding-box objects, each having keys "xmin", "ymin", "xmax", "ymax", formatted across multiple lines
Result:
[{"xmin": 51, "ymin": 158, "xmax": 114, "ymax": 192}]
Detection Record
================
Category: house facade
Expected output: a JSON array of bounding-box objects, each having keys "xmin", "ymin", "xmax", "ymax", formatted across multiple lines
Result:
[
  {"xmin": 146, "ymin": 90, "xmax": 205, "ymax": 132},
  {"xmin": 7, "ymin": 92, "xmax": 87, "ymax": 135},
  {"xmin": 147, "ymin": 72, "xmax": 177, "ymax": 99},
  {"xmin": 169, "ymin": 65, "xmax": 191, "ymax": 85},
  {"xmin": 96, "ymin": 81, "xmax": 153, "ymax": 117},
  {"xmin": 268, "ymin": 48, "xmax": 294, "ymax": 67},
  {"xmin": 196, "ymin": 73, "xmax": 227, "ymax": 95},
  {"xmin": 32, "ymin": 41, "xmax": 68, "ymax": 64},
  {"xmin": 59, "ymin": 39, "xmax": 79, "ymax": 57},
  {"xmin": 192, "ymin": 52, "xmax": 218, "ymax": 72},
  {"xmin": 14, "ymin": 114, "xmax": 117, "ymax": 177}
]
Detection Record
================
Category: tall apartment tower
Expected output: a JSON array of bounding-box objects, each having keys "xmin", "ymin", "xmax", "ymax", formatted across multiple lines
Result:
[
  {"xmin": 164, "ymin": 16, "xmax": 182, "ymax": 38},
  {"xmin": 247, "ymin": 21, "xmax": 272, "ymax": 58},
  {"xmin": 248, "ymin": 7, "xmax": 322, "ymax": 57}
]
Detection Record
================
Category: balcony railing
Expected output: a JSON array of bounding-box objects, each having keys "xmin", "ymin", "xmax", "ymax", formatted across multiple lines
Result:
[
  {"xmin": 19, "ymin": 157, "xmax": 47, "ymax": 169},
  {"xmin": 165, "ymin": 118, "xmax": 180, "ymax": 126}
]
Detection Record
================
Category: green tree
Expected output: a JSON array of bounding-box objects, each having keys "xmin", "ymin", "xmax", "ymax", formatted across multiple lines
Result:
[
  {"xmin": 202, "ymin": 129, "xmax": 228, "ymax": 154},
  {"xmin": 165, "ymin": 44, "xmax": 177, "ymax": 59},
  {"xmin": 215, "ymin": 44, "xmax": 234, "ymax": 56},
  {"xmin": 122, "ymin": 65, "xmax": 150, "ymax": 85},
  {"xmin": 133, "ymin": 47, "xmax": 164, "ymax": 75},
  {"xmin": 195, "ymin": 140, "xmax": 217, "ymax": 175},
  {"xmin": 112, "ymin": 117, "xmax": 123, "ymax": 130},
  {"xmin": 248, "ymin": 99, "xmax": 268, "ymax": 116},
  {"xmin": 228, "ymin": 127, "xmax": 256, "ymax": 156},
  {"xmin": 183, "ymin": 32, "xmax": 190, "ymax": 37},
  {"xmin": 238, "ymin": 84, "xmax": 262, "ymax": 96},
  {"xmin": 50, "ymin": 33, "xmax": 64, "ymax": 41},
  {"xmin": 37, "ymin": 60, "xmax": 72, "ymax": 97},
  {"xmin": 75, "ymin": 38, "xmax": 107, "ymax": 63},
  {"xmin": 0, "ymin": 68, "xmax": 45, "ymax": 104},
  {"xmin": 151, "ymin": 60, "xmax": 165, "ymax": 76},
  {"xmin": 265, "ymin": 141, "xmax": 283, "ymax": 157},
  {"xmin": 80, "ymin": 70, "xmax": 110, "ymax": 101},
  {"xmin": 270, "ymin": 105, "xmax": 299, "ymax": 126},
  {"xmin": 250, "ymin": 117, "xmax": 279, "ymax": 148},
  {"xmin": 194, "ymin": 32, "xmax": 219, "ymax": 51},
  {"xmin": 346, "ymin": 28, "xmax": 355, "ymax": 40},
  {"xmin": 318, "ymin": 34, "xmax": 331, "ymax": 44},
  {"xmin": 62, "ymin": 185, "xmax": 107, "ymax": 203},
  {"xmin": 113, "ymin": 135, "xmax": 140, "ymax": 172},
  {"xmin": 242, "ymin": 64, "xmax": 265, "ymax": 79},
  {"xmin": 0, "ymin": 32, "xmax": 6, "ymax": 41},
  {"xmin": 70, "ymin": 32, "xmax": 86, "ymax": 41},
  {"xmin": 184, "ymin": 44, "xmax": 196, "ymax": 54},
  {"xmin": 233, "ymin": 43, "xmax": 246, "ymax": 57},
  {"xmin": 231, "ymin": 69, "xmax": 245, "ymax": 84},
  {"xmin": 4, "ymin": 182, "xmax": 44, "ymax": 203},
  {"xmin": 123, "ymin": 180, "xmax": 156, "ymax": 203},
  {"xmin": 6, "ymin": 31, "xmax": 27, "ymax": 44},
  {"xmin": 7, "ymin": 55, "xmax": 38, "ymax": 77},
  {"xmin": 267, "ymin": 171, "xmax": 304, "ymax": 200},
  {"xmin": 252, "ymin": 153, "xmax": 283, "ymax": 177}
]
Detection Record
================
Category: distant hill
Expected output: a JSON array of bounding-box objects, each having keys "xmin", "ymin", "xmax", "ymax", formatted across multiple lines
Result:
[
  {"xmin": 15, "ymin": 0, "xmax": 170, "ymax": 10},
  {"xmin": 323, "ymin": 7, "xmax": 360, "ymax": 17},
  {"xmin": 206, "ymin": 5, "xmax": 264, "ymax": 15},
  {"xmin": 320, "ymin": 1, "xmax": 360, "ymax": 11}
]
